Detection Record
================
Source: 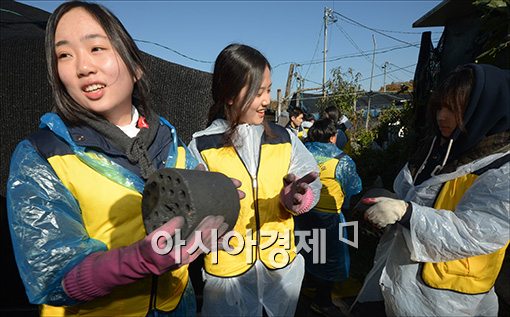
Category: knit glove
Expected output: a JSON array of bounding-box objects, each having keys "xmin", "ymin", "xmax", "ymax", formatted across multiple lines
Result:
[
  {"xmin": 362, "ymin": 197, "xmax": 408, "ymax": 228},
  {"xmin": 63, "ymin": 215, "xmax": 227, "ymax": 302},
  {"xmin": 280, "ymin": 172, "xmax": 318, "ymax": 215}
]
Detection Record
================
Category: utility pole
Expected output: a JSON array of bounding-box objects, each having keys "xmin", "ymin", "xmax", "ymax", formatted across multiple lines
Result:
[
  {"xmin": 276, "ymin": 89, "xmax": 282, "ymax": 122},
  {"xmin": 323, "ymin": 7, "xmax": 332, "ymax": 98},
  {"xmin": 382, "ymin": 61, "xmax": 389, "ymax": 92},
  {"xmin": 295, "ymin": 72, "xmax": 304, "ymax": 109},
  {"xmin": 322, "ymin": 8, "xmax": 337, "ymax": 98},
  {"xmin": 283, "ymin": 63, "xmax": 295, "ymax": 110},
  {"xmin": 365, "ymin": 34, "xmax": 376, "ymax": 130},
  {"xmin": 323, "ymin": 7, "xmax": 328, "ymax": 97}
]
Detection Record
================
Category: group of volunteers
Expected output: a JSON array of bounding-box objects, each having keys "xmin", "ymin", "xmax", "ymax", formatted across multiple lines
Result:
[{"xmin": 6, "ymin": 1, "xmax": 509, "ymax": 317}]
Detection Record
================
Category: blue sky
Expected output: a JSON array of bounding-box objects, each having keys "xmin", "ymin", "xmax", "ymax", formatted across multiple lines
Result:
[{"xmin": 20, "ymin": 0, "xmax": 444, "ymax": 99}]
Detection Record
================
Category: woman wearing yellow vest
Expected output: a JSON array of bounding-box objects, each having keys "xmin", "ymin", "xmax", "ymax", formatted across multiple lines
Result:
[
  {"xmin": 296, "ymin": 118, "xmax": 362, "ymax": 316},
  {"xmin": 6, "ymin": 2, "xmax": 229, "ymax": 316},
  {"xmin": 352, "ymin": 64, "xmax": 509, "ymax": 316},
  {"xmin": 188, "ymin": 44, "xmax": 321, "ymax": 316}
]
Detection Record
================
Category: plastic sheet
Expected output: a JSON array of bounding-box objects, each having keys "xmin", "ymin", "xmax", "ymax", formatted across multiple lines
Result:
[
  {"xmin": 201, "ymin": 255, "xmax": 304, "ymax": 316},
  {"xmin": 354, "ymin": 152, "xmax": 509, "ymax": 316},
  {"xmin": 189, "ymin": 119, "xmax": 321, "ymax": 207},
  {"xmin": 304, "ymin": 141, "xmax": 361, "ymax": 200},
  {"xmin": 7, "ymin": 140, "xmax": 106, "ymax": 305},
  {"xmin": 6, "ymin": 113, "xmax": 197, "ymax": 306}
]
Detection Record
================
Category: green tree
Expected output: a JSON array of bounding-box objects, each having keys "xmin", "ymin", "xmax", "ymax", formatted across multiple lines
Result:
[
  {"xmin": 318, "ymin": 67, "xmax": 362, "ymax": 119},
  {"xmin": 319, "ymin": 65, "xmax": 417, "ymax": 189}
]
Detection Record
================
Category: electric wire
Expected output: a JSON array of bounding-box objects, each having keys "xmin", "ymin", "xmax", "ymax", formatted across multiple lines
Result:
[
  {"xmin": 389, "ymin": 62, "xmax": 414, "ymax": 74},
  {"xmin": 359, "ymin": 63, "xmax": 416, "ymax": 83},
  {"xmin": 134, "ymin": 39, "xmax": 214, "ymax": 64},
  {"xmin": 331, "ymin": 10, "xmax": 419, "ymax": 47},
  {"xmin": 337, "ymin": 14, "xmax": 440, "ymax": 35},
  {"xmin": 303, "ymin": 22, "xmax": 323, "ymax": 80},
  {"xmin": 272, "ymin": 42, "xmax": 421, "ymax": 69}
]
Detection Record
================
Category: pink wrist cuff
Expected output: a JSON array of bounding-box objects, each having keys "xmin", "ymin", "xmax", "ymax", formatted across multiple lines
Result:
[
  {"xmin": 281, "ymin": 187, "xmax": 315, "ymax": 216},
  {"xmin": 63, "ymin": 252, "xmax": 109, "ymax": 302},
  {"xmin": 293, "ymin": 187, "xmax": 314, "ymax": 215}
]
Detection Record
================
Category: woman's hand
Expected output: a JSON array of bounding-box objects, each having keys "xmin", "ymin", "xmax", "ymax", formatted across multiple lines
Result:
[
  {"xmin": 362, "ymin": 197, "xmax": 408, "ymax": 228},
  {"xmin": 280, "ymin": 172, "xmax": 318, "ymax": 215}
]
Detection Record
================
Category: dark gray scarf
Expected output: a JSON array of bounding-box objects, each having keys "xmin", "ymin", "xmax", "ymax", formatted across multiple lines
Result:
[{"xmin": 78, "ymin": 107, "xmax": 159, "ymax": 180}]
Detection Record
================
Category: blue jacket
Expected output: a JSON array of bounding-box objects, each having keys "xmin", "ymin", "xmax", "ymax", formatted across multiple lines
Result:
[
  {"xmin": 7, "ymin": 113, "xmax": 197, "ymax": 307},
  {"xmin": 304, "ymin": 142, "xmax": 361, "ymax": 209}
]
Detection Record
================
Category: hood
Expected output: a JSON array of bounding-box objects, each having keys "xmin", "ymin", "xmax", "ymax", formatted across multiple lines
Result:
[
  {"xmin": 304, "ymin": 142, "xmax": 342, "ymax": 164},
  {"xmin": 447, "ymin": 63, "xmax": 510, "ymax": 161},
  {"xmin": 191, "ymin": 119, "xmax": 229, "ymax": 138}
]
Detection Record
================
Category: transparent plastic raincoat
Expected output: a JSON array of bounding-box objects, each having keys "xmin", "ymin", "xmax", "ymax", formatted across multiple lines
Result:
[
  {"xmin": 189, "ymin": 119, "xmax": 321, "ymax": 316},
  {"xmin": 355, "ymin": 153, "xmax": 509, "ymax": 316},
  {"xmin": 353, "ymin": 64, "xmax": 510, "ymax": 316},
  {"xmin": 7, "ymin": 113, "xmax": 197, "ymax": 315},
  {"xmin": 296, "ymin": 142, "xmax": 362, "ymax": 282}
]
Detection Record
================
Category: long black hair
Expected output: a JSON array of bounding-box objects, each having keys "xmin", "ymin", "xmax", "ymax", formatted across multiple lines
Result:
[
  {"xmin": 45, "ymin": 1, "xmax": 150, "ymax": 124},
  {"xmin": 208, "ymin": 43, "xmax": 273, "ymax": 144}
]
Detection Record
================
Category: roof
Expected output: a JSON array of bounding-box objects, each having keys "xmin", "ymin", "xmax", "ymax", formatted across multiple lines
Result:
[
  {"xmin": 288, "ymin": 91, "xmax": 412, "ymax": 115},
  {"xmin": 356, "ymin": 92, "xmax": 412, "ymax": 109},
  {"xmin": 413, "ymin": 0, "xmax": 478, "ymax": 27},
  {"xmin": 288, "ymin": 92, "xmax": 323, "ymax": 114}
]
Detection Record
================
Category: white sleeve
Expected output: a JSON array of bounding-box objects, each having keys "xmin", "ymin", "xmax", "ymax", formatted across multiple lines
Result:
[
  {"xmin": 287, "ymin": 131, "xmax": 322, "ymax": 208},
  {"xmin": 405, "ymin": 163, "xmax": 510, "ymax": 262},
  {"xmin": 187, "ymin": 138, "xmax": 209, "ymax": 171}
]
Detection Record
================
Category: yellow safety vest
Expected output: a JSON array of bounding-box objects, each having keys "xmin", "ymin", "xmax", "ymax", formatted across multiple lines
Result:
[
  {"xmin": 298, "ymin": 129, "xmax": 306, "ymax": 141},
  {"xmin": 315, "ymin": 157, "xmax": 344, "ymax": 213},
  {"xmin": 196, "ymin": 126, "xmax": 296, "ymax": 277},
  {"xmin": 40, "ymin": 147, "xmax": 189, "ymax": 316},
  {"xmin": 422, "ymin": 164, "xmax": 509, "ymax": 294}
]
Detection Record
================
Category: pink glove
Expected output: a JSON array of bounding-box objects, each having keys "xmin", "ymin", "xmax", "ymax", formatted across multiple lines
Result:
[
  {"xmin": 63, "ymin": 215, "xmax": 227, "ymax": 302},
  {"xmin": 362, "ymin": 197, "xmax": 408, "ymax": 228},
  {"xmin": 280, "ymin": 172, "xmax": 318, "ymax": 215}
]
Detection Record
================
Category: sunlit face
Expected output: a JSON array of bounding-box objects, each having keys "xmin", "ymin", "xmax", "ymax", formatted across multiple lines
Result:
[
  {"xmin": 291, "ymin": 113, "xmax": 304, "ymax": 127},
  {"xmin": 436, "ymin": 106, "xmax": 457, "ymax": 138},
  {"xmin": 329, "ymin": 133, "xmax": 337, "ymax": 145},
  {"xmin": 54, "ymin": 8, "xmax": 135, "ymax": 125},
  {"xmin": 238, "ymin": 66, "xmax": 272, "ymax": 125}
]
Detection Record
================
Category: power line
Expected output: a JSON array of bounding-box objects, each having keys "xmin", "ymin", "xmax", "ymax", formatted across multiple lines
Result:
[
  {"xmin": 389, "ymin": 62, "xmax": 414, "ymax": 74},
  {"xmin": 134, "ymin": 39, "xmax": 213, "ymax": 64},
  {"xmin": 273, "ymin": 42, "xmax": 421, "ymax": 69},
  {"xmin": 333, "ymin": 23, "xmax": 402, "ymax": 82},
  {"xmin": 336, "ymin": 15, "xmax": 440, "ymax": 35},
  {"xmin": 334, "ymin": 23, "xmax": 368, "ymax": 62},
  {"xmin": 331, "ymin": 10, "xmax": 419, "ymax": 47},
  {"xmin": 302, "ymin": 76, "xmax": 323, "ymax": 86},
  {"xmin": 304, "ymin": 22, "xmax": 323, "ymax": 80},
  {"xmin": 325, "ymin": 42, "xmax": 424, "ymax": 63},
  {"xmin": 359, "ymin": 63, "xmax": 416, "ymax": 83}
]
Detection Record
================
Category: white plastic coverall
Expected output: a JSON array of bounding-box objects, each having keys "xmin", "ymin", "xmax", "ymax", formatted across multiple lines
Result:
[
  {"xmin": 189, "ymin": 119, "xmax": 321, "ymax": 316},
  {"xmin": 354, "ymin": 150, "xmax": 510, "ymax": 316}
]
